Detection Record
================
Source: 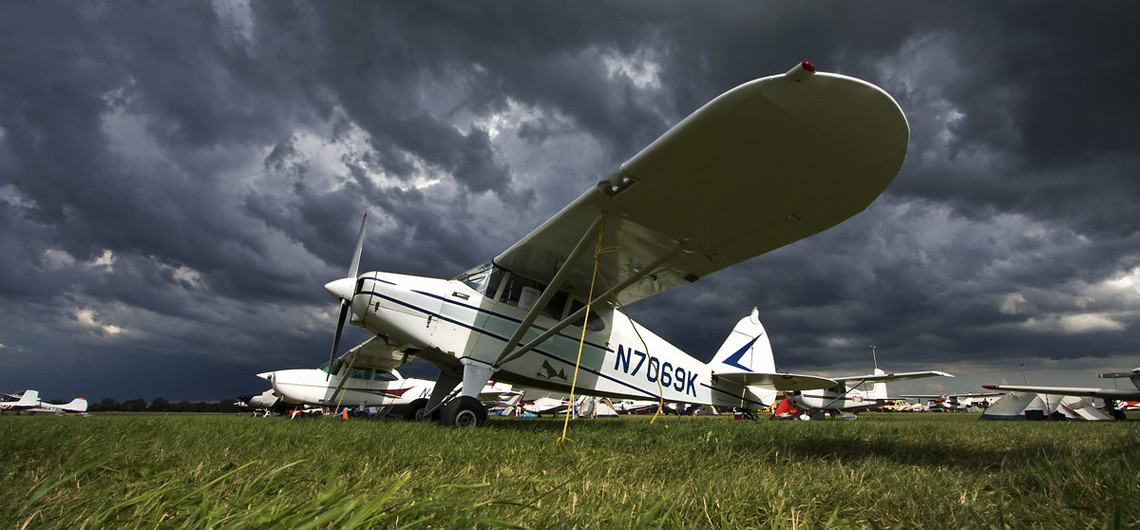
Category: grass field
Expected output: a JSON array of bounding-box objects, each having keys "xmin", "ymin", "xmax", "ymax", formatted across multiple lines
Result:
[{"xmin": 2, "ymin": 412, "xmax": 1138, "ymax": 528}]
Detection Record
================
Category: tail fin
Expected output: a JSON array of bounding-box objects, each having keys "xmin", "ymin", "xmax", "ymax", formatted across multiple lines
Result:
[
  {"xmin": 709, "ymin": 308, "xmax": 775, "ymax": 374},
  {"xmin": 16, "ymin": 389, "xmax": 40, "ymax": 407},
  {"xmin": 869, "ymin": 368, "xmax": 888, "ymax": 400},
  {"xmin": 63, "ymin": 398, "xmax": 88, "ymax": 413}
]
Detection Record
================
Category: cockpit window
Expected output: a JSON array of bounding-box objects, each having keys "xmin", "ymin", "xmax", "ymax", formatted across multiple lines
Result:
[
  {"xmin": 456, "ymin": 263, "xmax": 493, "ymax": 293},
  {"xmin": 320, "ymin": 360, "xmax": 343, "ymax": 376}
]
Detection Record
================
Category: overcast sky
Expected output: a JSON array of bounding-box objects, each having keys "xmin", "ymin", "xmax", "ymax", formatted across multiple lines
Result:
[{"xmin": 3, "ymin": 2, "xmax": 1139, "ymax": 402}]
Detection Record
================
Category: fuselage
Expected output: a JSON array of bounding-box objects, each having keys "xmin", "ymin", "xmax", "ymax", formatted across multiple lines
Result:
[
  {"xmin": 259, "ymin": 366, "xmax": 434, "ymax": 409},
  {"xmin": 345, "ymin": 267, "xmax": 766, "ymax": 408},
  {"xmin": 790, "ymin": 388, "xmax": 886, "ymax": 412}
]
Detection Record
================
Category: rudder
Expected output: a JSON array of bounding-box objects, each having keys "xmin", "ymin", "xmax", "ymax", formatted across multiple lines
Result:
[{"xmin": 709, "ymin": 308, "xmax": 775, "ymax": 374}]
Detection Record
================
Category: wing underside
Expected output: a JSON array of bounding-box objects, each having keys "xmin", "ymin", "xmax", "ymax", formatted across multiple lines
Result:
[
  {"xmin": 716, "ymin": 372, "xmax": 838, "ymax": 392},
  {"xmin": 984, "ymin": 384, "xmax": 1140, "ymax": 401},
  {"xmin": 492, "ymin": 67, "xmax": 909, "ymax": 305}
]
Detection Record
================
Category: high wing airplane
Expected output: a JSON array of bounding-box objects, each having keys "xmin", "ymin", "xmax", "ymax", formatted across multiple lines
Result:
[
  {"xmin": 259, "ymin": 339, "xmax": 521, "ymax": 419},
  {"xmin": 786, "ymin": 368, "xmax": 954, "ymax": 413},
  {"xmin": 0, "ymin": 390, "xmax": 88, "ymax": 414},
  {"xmin": 321, "ymin": 62, "xmax": 910, "ymax": 427},
  {"xmin": 898, "ymin": 392, "xmax": 1004, "ymax": 411},
  {"xmin": 982, "ymin": 367, "xmax": 1140, "ymax": 419},
  {"xmin": 236, "ymin": 389, "xmax": 285, "ymax": 416}
]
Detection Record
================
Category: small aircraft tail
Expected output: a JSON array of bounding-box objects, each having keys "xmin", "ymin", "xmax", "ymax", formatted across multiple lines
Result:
[
  {"xmin": 709, "ymin": 308, "xmax": 775, "ymax": 374},
  {"xmin": 61, "ymin": 398, "xmax": 88, "ymax": 413},
  {"xmin": 868, "ymin": 368, "xmax": 888, "ymax": 401},
  {"xmin": 14, "ymin": 389, "xmax": 39, "ymax": 407}
]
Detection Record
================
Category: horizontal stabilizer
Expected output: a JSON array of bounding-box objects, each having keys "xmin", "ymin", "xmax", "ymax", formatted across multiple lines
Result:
[{"xmin": 716, "ymin": 372, "xmax": 837, "ymax": 392}]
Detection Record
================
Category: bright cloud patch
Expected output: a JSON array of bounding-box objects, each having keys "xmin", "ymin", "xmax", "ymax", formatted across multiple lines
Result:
[{"xmin": 75, "ymin": 308, "xmax": 126, "ymax": 336}]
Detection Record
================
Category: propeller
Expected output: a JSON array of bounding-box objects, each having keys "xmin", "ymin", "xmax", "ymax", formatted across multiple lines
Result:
[{"xmin": 325, "ymin": 213, "xmax": 368, "ymax": 380}]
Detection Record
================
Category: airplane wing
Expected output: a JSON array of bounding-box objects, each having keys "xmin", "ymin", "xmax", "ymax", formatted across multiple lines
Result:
[
  {"xmin": 716, "ymin": 372, "xmax": 838, "ymax": 392},
  {"xmin": 492, "ymin": 63, "xmax": 909, "ymax": 305},
  {"xmin": 898, "ymin": 392, "xmax": 1003, "ymax": 399},
  {"xmin": 834, "ymin": 370, "xmax": 954, "ymax": 384},
  {"xmin": 982, "ymin": 384, "xmax": 1140, "ymax": 401},
  {"xmin": 336, "ymin": 336, "xmax": 416, "ymax": 373}
]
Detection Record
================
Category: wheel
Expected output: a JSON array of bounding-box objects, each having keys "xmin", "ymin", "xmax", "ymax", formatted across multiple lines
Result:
[
  {"xmin": 401, "ymin": 398, "xmax": 437, "ymax": 422},
  {"xmin": 440, "ymin": 396, "xmax": 487, "ymax": 428}
]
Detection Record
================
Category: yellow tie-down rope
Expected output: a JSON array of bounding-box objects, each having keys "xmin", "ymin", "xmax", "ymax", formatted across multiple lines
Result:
[{"xmin": 559, "ymin": 219, "xmax": 666, "ymax": 442}]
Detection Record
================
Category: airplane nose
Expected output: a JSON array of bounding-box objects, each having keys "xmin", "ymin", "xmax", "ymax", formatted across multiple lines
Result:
[
  {"xmin": 256, "ymin": 371, "xmax": 274, "ymax": 382},
  {"xmin": 324, "ymin": 277, "xmax": 357, "ymax": 301}
]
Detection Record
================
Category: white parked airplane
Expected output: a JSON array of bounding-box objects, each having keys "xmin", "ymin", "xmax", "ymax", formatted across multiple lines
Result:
[
  {"xmin": 0, "ymin": 390, "xmax": 88, "ymax": 414},
  {"xmin": 259, "ymin": 339, "xmax": 522, "ymax": 420},
  {"xmin": 321, "ymin": 62, "xmax": 909, "ymax": 426},
  {"xmin": 898, "ymin": 392, "xmax": 1004, "ymax": 411},
  {"xmin": 786, "ymin": 367, "xmax": 954, "ymax": 413},
  {"xmin": 983, "ymin": 367, "xmax": 1140, "ymax": 401},
  {"xmin": 983, "ymin": 367, "xmax": 1139, "ymax": 419}
]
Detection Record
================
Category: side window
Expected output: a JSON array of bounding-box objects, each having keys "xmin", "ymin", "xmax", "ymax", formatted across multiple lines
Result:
[
  {"xmin": 350, "ymin": 368, "xmax": 372, "ymax": 380},
  {"xmin": 568, "ymin": 300, "xmax": 607, "ymax": 332},
  {"xmin": 543, "ymin": 290, "xmax": 568, "ymax": 320},
  {"xmin": 374, "ymin": 371, "xmax": 399, "ymax": 382}
]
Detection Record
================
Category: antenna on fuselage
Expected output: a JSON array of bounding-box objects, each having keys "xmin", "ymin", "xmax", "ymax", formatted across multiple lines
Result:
[{"xmin": 870, "ymin": 345, "xmax": 878, "ymax": 370}]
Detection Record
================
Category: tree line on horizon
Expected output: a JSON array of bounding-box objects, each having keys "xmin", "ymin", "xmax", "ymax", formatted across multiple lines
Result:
[{"xmin": 88, "ymin": 397, "xmax": 240, "ymax": 413}]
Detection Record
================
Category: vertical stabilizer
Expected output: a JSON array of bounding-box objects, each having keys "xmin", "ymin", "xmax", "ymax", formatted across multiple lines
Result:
[
  {"xmin": 869, "ymin": 368, "xmax": 889, "ymax": 400},
  {"xmin": 709, "ymin": 308, "xmax": 775, "ymax": 374}
]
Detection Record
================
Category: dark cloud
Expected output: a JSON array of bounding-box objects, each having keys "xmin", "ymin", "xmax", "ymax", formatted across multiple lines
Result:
[{"xmin": 2, "ymin": 2, "xmax": 1139, "ymax": 401}]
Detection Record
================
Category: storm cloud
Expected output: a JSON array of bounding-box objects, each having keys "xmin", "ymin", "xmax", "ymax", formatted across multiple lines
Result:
[{"xmin": 2, "ymin": 1, "xmax": 1139, "ymax": 401}]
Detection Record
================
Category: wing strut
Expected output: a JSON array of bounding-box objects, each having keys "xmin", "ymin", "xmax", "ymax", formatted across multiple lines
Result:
[
  {"xmin": 494, "ymin": 242, "xmax": 687, "ymax": 368},
  {"xmin": 492, "ymin": 216, "xmax": 603, "ymax": 366}
]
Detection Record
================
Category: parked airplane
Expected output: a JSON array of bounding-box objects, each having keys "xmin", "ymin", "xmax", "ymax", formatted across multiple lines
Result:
[
  {"xmin": 0, "ymin": 390, "xmax": 88, "ymax": 414},
  {"xmin": 898, "ymin": 392, "xmax": 1003, "ymax": 411},
  {"xmin": 1, "ymin": 389, "xmax": 40, "ymax": 411},
  {"xmin": 321, "ymin": 62, "xmax": 909, "ymax": 426},
  {"xmin": 259, "ymin": 340, "xmax": 521, "ymax": 420},
  {"xmin": 983, "ymin": 367, "xmax": 1139, "ymax": 419},
  {"xmin": 785, "ymin": 367, "xmax": 953, "ymax": 413}
]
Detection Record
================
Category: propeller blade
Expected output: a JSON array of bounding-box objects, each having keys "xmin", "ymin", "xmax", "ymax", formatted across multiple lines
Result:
[
  {"xmin": 347, "ymin": 213, "xmax": 367, "ymax": 280},
  {"xmin": 327, "ymin": 301, "xmax": 349, "ymax": 381}
]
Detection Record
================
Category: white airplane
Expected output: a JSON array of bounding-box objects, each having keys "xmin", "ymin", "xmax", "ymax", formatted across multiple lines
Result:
[
  {"xmin": 259, "ymin": 339, "xmax": 522, "ymax": 420},
  {"xmin": 783, "ymin": 368, "xmax": 953, "ymax": 413},
  {"xmin": 898, "ymin": 392, "xmax": 1004, "ymax": 411},
  {"xmin": 520, "ymin": 396, "xmax": 570, "ymax": 417},
  {"xmin": 0, "ymin": 390, "xmax": 88, "ymax": 414},
  {"xmin": 236, "ymin": 389, "xmax": 284, "ymax": 415},
  {"xmin": 983, "ymin": 367, "xmax": 1140, "ymax": 419},
  {"xmin": 0, "ymin": 390, "xmax": 41, "ymax": 412},
  {"xmin": 320, "ymin": 62, "xmax": 909, "ymax": 427}
]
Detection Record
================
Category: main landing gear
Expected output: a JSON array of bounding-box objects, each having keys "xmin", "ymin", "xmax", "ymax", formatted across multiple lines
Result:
[
  {"xmin": 401, "ymin": 396, "xmax": 487, "ymax": 427},
  {"xmin": 440, "ymin": 396, "xmax": 488, "ymax": 428}
]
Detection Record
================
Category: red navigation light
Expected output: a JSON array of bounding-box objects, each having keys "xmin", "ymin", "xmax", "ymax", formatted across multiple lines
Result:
[{"xmin": 801, "ymin": 61, "xmax": 816, "ymax": 72}]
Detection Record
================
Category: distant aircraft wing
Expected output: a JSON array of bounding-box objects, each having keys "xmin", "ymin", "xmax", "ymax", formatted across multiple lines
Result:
[
  {"xmin": 834, "ymin": 370, "xmax": 954, "ymax": 384},
  {"xmin": 337, "ymin": 336, "xmax": 416, "ymax": 373},
  {"xmin": 492, "ymin": 64, "xmax": 909, "ymax": 305},
  {"xmin": 716, "ymin": 372, "xmax": 838, "ymax": 392},
  {"xmin": 982, "ymin": 384, "xmax": 1140, "ymax": 400},
  {"xmin": 899, "ymin": 392, "xmax": 1003, "ymax": 399}
]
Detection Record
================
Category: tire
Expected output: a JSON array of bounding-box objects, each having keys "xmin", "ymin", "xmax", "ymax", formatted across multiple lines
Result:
[
  {"xmin": 402, "ymin": 398, "xmax": 435, "ymax": 422},
  {"xmin": 440, "ymin": 396, "xmax": 487, "ymax": 428}
]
